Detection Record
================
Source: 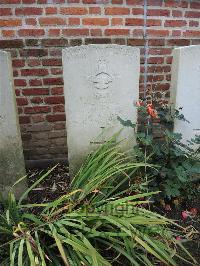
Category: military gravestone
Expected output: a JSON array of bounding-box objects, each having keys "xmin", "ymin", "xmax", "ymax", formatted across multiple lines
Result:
[
  {"xmin": 62, "ymin": 45, "xmax": 140, "ymax": 175},
  {"xmin": 170, "ymin": 45, "xmax": 200, "ymax": 148},
  {"xmin": 0, "ymin": 51, "xmax": 26, "ymax": 198}
]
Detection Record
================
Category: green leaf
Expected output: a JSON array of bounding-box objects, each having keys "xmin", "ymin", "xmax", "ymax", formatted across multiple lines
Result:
[
  {"xmin": 26, "ymin": 239, "xmax": 36, "ymax": 266},
  {"xmin": 18, "ymin": 239, "xmax": 25, "ymax": 266},
  {"xmin": 50, "ymin": 225, "xmax": 70, "ymax": 266}
]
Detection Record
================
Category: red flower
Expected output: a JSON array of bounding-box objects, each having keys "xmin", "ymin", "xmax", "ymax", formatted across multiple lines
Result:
[
  {"xmin": 165, "ymin": 204, "xmax": 172, "ymax": 211},
  {"xmin": 189, "ymin": 208, "xmax": 198, "ymax": 217},
  {"xmin": 181, "ymin": 211, "xmax": 188, "ymax": 220},
  {"xmin": 146, "ymin": 104, "xmax": 158, "ymax": 118},
  {"xmin": 135, "ymin": 101, "xmax": 144, "ymax": 107},
  {"xmin": 176, "ymin": 236, "xmax": 181, "ymax": 241}
]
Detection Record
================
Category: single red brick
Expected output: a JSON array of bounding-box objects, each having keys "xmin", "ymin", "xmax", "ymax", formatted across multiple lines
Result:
[
  {"xmin": 68, "ymin": 18, "xmax": 80, "ymax": 26},
  {"xmin": 172, "ymin": 30, "xmax": 182, "ymax": 36},
  {"xmin": 83, "ymin": 18, "xmax": 109, "ymax": 26},
  {"xmin": 126, "ymin": 0, "xmax": 144, "ymax": 4},
  {"xmin": 24, "ymin": 106, "xmax": 51, "ymax": 114},
  {"xmin": 0, "ymin": 8, "xmax": 12, "ymax": 16},
  {"xmin": 27, "ymin": 59, "xmax": 41, "ymax": 67},
  {"xmin": 154, "ymin": 83, "xmax": 170, "ymax": 91},
  {"xmin": 60, "ymin": 7, "xmax": 87, "ymax": 15},
  {"xmin": 16, "ymin": 97, "xmax": 28, "ymax": 106},
  {"xmin": 147, "ymin": 9, "xmax": 170, "ymax": 16},
  {"xmin": 147, "ymin": 75, "xmax": 164, "ymax": 82},
  {"xmin": 32, "ymin": 115, "xmax": 45, "ymax": 123},
  {"xmin": 166, "ymin": 74, "xmax": 171, "ymax": 81},
  {"xmin": 148, "ymin": 65, "xmax": 171, "ymax": 73},
  {"xmin": 43, "ymin": 77, "xmax": 63, "ymax": 85},
  {"xmin": 189, "ymin": 21, "xmax": 199, "ymax": 27},
  {"xmin": 105, "ymin": 7, "xmax": 130, "ymax": 15},
  {"xmin": 25, "ymin": 18, "xmax": 37, "ymax": 25},
  {"xmin": 83, "ymin": 0, "xmax": 107, "ymax": 3},
  {"xmin": 190, "ymin": 2, "xmax": 200, "ymax": 9},
  {"xmin": 147, "ymin": 0, "xmax": 162, "ymax": 6},
  {"xmin": 22, "ymin": 88, "xmax": 49, "ymax": 96},
  {"xmin": 164, "ymin": 20, "xmax": 187, "ymax": 27},
  {"xmin": 183, "ymin": 30, "xmax": 200, "ymax": 37},
  {"xmin": 14, "ymin": 79, "xmax": 27, "ymax": 87},
  {"xmin": 105, "ymin": 29, "xmax": 129, "ymax": 36},
  {"xmin": 90, "ymin": 29, "xmax": 102, "ymax": 36},
  {"xmin": 21, "ymin": 69, "xmax": 48, "ymax": 76},
  {"xmin": 30, "ymin": 97, "xmax": 43, "ymax": 104},
  {"xmin": 15, "ymin": 7, "xmax": 42, "ymax": 15},
  {"xmin": 172, "ymin": 10, "xmax": 182, "ymax": 17},
  {"xmin": 0, "ymin": 0, "xmax": 20, "ymax": 3},
  {"xmin": 62, "ymin": 28, "xmax": 89, "ymax": 36},
  {"xmin": 15, "ymin": 89, "xmax": 20, "ymax": 96},
  {"xmin": 18, "ymin": 107, "xmax": 23, "ymax": 114},
  {"xmin": 20, "ymin": 49, "xmax": 48, "ymax": 57},
  {"xmin": 29, "ymin": 79, "xmax": 43, "ymax": 86},
  {"xmin": 132, "ymin": 29, "xmax": 144, "ymax": 37},
  {"xmin": 89, "ymin": 7, "xmax": 101, "ymax": 14},
  {"xmin": 51, "ymin": 68, "xmax": 63, "ymax": 75},
  {"xmin": 46, "ymin": 114, "xmax": 66, "ymax": 122},
  {"xmin": 2, "ymin": 30, "xmax": 15, "ymax": 37},
  {"xmin": 112, "ymin": 0, "xmax": 123, "ymax": 3},
  {"xmin": 53, "ymin": 122, "xmax": 66, "ymax": 130},
  {"xmin": 127, "ymin": 39, "xmax": 145, "ymax": 46},
  {"xmin": 41, "ymin": 39, "xmax": 68, "ymax": 47},
  {"xmin": 165, "ymin": 0, "xmax": 188, "ymax": 8},
  {"xmin": 67, "ymin": 0, "xmax": 80, "ymax": 2},
  {"xmin": 13, "ymin": 70, "xmax": 18, "ymax": 77},
  {"xmin": 22, "ymin": 0, "xmax": 36, "ymax": 3},
  {"xmin": 125, "ymin": 18, "xmax": 143, "ymax": 26},
  {"xmin": 49, "ymin": 29, "xmax": 60, "ymax": 37},
  {"xmin": 148, "ymin": 48, "xmax": 172, "ymax": 55},
  {"xmin": 51, "ymin": 87, "xmax": 63, "ymax": 95},
  {"xmin": 148, "ymin": 57, "xmax": 164, "ymax": 64},
  {"xmin": 147, "ymin": 19, "xmax": 162, "ymax": 26},
  {"xmin": 148, "ymin": 39, "xmax": 165, "ymax": 46},
  {"xmin": 0, "ymin": 40, "xmax": 23, "ymax": 49},
  {"xmin": 147, "ymin": 29, "xmax": 169, "ymax": 37},
  {"xmin": 185, "ymin": 11, "xmax": 200, "ymax": 18},
  {"xmin": 167, "ymin": 39, "xmax": 190, "ymax": 46},
  {"xmin": 132, "ymin": 8, "xmax": 144, "ymax": 15},
  {"xmin": 18, "ymin": 29, "xmax": 45, "ymax": 37},
  {"xmin": 53, "ymin": 105, "xmax": 65, "ymax": 112},
  {"xmin": 19, "ymin": 116, "xmax": 31, "ymax": 124},
  {"xmin": 111, "ymin": 18, "xmax": 123, "ymax": 26},
  {"xmin": 85, "ymin": 38, "xmax": 111, "ymax": 44},
  {"xmin": 42, "ymin": 59, "xmax": 62, "ymax": 66},
  {"xmin": 45, "ymin": 7, "xmax": 57, "ymax": 15},
  {"xmin": 39, "ymin": 17, "xmax": 66, "ymax": 26},
  {"xmin": 0, "ymin": 19, "xmax": 22, "ymax": 27},
  {"xmin": 44, "ymin": 96, "xmax": 65, "ymax": 104},
  {"xmin": 12, "ymin": 59, "xmax": 25, "ymax": 68}
]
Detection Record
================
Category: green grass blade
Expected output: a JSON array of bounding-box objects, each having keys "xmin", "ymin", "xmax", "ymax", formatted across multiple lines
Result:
[{"xmin": 18, "ymin": 239, "xmax": 25, "ymax": 266}]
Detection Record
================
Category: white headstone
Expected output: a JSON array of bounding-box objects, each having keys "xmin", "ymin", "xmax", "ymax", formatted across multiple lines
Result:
[
  {"xmin": 0, "ymin": 51, "xmax": 26, "ymax": 198},
  {"xmin": 170, "ymin": 45, "xmax": 200, "ymax": 147},
  {"xmin": 63, "ymin": 45, "xmax": 140, "ymax": 175}
]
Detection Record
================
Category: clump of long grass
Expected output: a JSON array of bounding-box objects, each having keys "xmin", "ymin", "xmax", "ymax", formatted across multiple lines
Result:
[{"xmin": 0, "ymin": 138, "xmax": 197, "ymax": 265}]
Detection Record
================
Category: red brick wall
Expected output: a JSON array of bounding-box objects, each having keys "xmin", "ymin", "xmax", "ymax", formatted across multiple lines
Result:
[{"xmin": 0, "ymin": 0, "xmax": 200, "ymax": 162}]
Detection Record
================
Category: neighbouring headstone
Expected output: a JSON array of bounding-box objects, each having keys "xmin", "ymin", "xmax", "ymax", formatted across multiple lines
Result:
[
  {"xmin": 0, "ymin": 51, "xmax": 26, "ymax": 198},
  {"xmin": 63, "ymin": 44, "xmax": 140, "ymax": 175},
  {"xmin": 170, "ymin": 45, "xmax": 200, "ymax": 148}
]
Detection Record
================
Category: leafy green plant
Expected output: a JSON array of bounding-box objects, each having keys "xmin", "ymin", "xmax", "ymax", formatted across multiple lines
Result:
[
  {"xmin": 118, "ymin": 102, "xmax": 200, "ymax": 199},
  {"xmin": 0, "ymin": 138, "xmax": 197, "ymax": 265}
]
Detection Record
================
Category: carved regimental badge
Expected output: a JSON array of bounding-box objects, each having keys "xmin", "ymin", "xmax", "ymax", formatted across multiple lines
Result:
[{"xmin": 92, "ymin": 60, "xmax": 113, "ymax": 91}]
